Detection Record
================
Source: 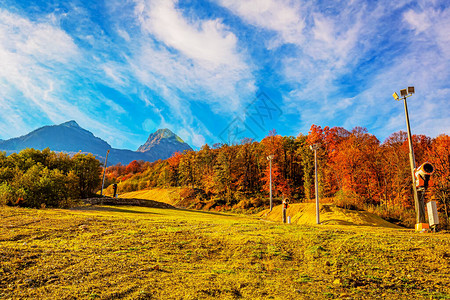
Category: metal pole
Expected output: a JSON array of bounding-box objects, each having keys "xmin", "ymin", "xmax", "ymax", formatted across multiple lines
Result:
[
  {"xmin": 403, "ymin": 97, "xmax": 425, "ymax": 223},
  {"xmin": 314, "ymin": 149, "xmax": 320, "ymax": 224},
  {"xmin": 269, "ymin": 158, "xmax": 273, "ymax": 211},
  {"xmin": 100, "ymin": 149, "xmax": 110, "ymax": 196}
]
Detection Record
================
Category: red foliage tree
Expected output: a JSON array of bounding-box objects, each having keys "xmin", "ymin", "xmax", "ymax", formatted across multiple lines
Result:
[{"xmin": 125, "ymin": 160, "xmax": 141, "ymax": 174}]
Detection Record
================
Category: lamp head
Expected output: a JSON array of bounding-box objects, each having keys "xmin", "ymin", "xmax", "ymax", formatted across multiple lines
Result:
[
  {"xmin": 408, "ymin": 86, "xmax": 415, "ymax": 94},
  {"xmin": 310, "ymin": 144, "xmax": 320, "ymax": 151},
  {"xmin": 392, "ymin": 92, "xmax": 399, "ymax": 100},
  {"xmin": 400, "ymin": 89, "xmax": 408, "ymax": 97}
]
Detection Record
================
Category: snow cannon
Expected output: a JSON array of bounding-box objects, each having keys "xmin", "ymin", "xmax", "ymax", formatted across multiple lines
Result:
[{"xmin": 414, "ymin": 162, "xmax": 434, "ymax": 190}]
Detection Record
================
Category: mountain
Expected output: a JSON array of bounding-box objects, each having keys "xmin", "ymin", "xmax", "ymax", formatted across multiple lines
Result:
[
  {"xmin": 137, "ymin": 128, "xmax": 193, "ymax": 159},
  {"xmin": 0, "ymin": 121, "xmax": 110, "ymax": 155},
  {"xmin": 0, "ymin": 121, "xmax": 192, "ymax": 165}
]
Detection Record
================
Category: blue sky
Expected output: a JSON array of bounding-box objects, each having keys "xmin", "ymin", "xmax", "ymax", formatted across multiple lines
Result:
[{"xmin": 0, "ymin": 0, "xmax": 449, "ymax": 150}]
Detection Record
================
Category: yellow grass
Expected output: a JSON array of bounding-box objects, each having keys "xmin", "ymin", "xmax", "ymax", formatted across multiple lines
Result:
[
  {"xmin": 122, "ymin": 188, "xmax": 399, "ymax": 228},
  {"xmin": 119, "ymin": 188, "xmax": 182, "ymax": 205},
  {"xmin": 1, "ymin": 205, "xmax": 450, "ymax": 299},
  {"xmin": 261, "ymin": 203, "xmax": 401, "ymax": 228}
]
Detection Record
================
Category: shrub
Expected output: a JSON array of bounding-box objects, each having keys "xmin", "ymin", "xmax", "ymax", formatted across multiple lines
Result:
[
  {"xmin": 0, "ymin": 149, "xmax": 102, "ymax": 208},
  {"xmin": 334, "ymin": 190, "xmax": 363, "ymax": 211}
]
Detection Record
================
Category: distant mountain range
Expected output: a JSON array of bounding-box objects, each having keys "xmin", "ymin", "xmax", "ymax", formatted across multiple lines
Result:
[{"xmin": 0, "ymin": 121, "xmax": 192, "ymax": 165}]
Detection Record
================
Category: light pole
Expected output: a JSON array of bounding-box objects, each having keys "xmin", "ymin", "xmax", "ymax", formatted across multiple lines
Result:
[
  {"xmin": 310, "ymin": 144, "xmax": 320, "ymax": 224},
  {"xmin": 100, "ymin": 149, "xmax": 110, "ymax": 196},
  {"xmin": 393, "ymin": 86, "xmax": 426, "ymax": 230},
  {"xmin": 267, "ymin": 155, "xmax": 274, "ymax": 211}
]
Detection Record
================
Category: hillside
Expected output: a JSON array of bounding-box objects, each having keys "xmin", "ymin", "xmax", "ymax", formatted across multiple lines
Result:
[
  {"xmin": 1, "ymin": 205, "xmax": 449, "ymax": 299},
  {"xmin": 261, "ymin": 203, "xmax": 401, "ymax": 228},
  {"xmin": 116, "ymin": 188, "xmax": 182, "ymax": 205}
]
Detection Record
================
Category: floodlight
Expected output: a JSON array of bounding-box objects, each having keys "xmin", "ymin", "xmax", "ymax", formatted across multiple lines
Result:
[
  {"xmin": 392, "ymin": 85, "xmax": 426, "ymax": 228},
  {"xmin": 310, "ymin": 144, "xmax": 320, "ymax": 151}
]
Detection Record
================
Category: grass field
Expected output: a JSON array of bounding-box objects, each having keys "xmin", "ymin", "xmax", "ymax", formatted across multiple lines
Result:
[
  {"xmin": 118, "ymin": 189, "xmax": 400, "ymax": 228},
  {"xmin": 1, "ymin": 205, "xmax": 450, "ymax": 299}
]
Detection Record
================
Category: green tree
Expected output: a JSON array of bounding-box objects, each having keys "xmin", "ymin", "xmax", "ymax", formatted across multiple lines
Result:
[{"xmin": 72, "ymin": 153, "xmax": 102, "ymax": 198}]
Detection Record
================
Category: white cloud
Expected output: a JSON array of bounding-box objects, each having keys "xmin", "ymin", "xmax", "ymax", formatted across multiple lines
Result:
[
  {"xmin": 404, "ymin": 6, "xmax": 450, "ymax": 58},
  {"xmin": 101, "ymin": 63, "xmax": 128, "ymax": 86},
  {"xmin": 103, "ymin": 98, "xmax": 127, "ymax": 115},
  {"xmin": 135, "ymin": 0, "xmax": 246, "ymax": 69},
  {"xmin": 127, "ymin": 0, "xmax": 256, "ymax": 146},
  {"xmin": 217, "ymin": 0, "xmax": 305, "ymax": 46},
  {"xmin": 263, "ymin": 1, "xmax": 449, "ymax": 140},
  {"xmin": 0, "ymin": 9, "xmax": 79, "ymax": 136},
  {"xmin": 133, "ymin": 0, "xmax": 257, "ymax": 109},
  {"xmin": 0, "ymin": 8, "xmax": 131, "ymax": 146},
  {"xmin": 117, "ymin": 28, "xmax": 131, "ymax": 42},
  {"xmin": 0, "ymin": 10, "xmax": 78, "ymax": 63},
  {"xmin": 403, "ymin": 10, "xmax": 432, "ymax": 34}
]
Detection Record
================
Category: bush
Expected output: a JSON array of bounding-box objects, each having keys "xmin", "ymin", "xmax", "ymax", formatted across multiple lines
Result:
[
  {"xmin": 334, "ymin": 190, "xmax": 363, "ymax": 211},
  {"xmin": 366, "ymin": 204, "xmax": 416, "ymax": 228},
  {"xmin": 0, "ymin": 149, "xmax": 102, "ymax": 208}
]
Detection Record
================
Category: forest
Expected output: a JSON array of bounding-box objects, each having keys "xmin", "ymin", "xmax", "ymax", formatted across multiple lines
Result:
[
  {"xmin": 0, "ymin": 148, "xmax": 101, "ymax": 208},
  {"xmin": 104, "ymin": 125, "xmax": 449, "ymax": 228}
]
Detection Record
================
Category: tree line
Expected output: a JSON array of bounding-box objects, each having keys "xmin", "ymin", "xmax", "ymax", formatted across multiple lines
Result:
[
  {"xmin": 106, "ymin": 126, "xmax": 449, "ymax": 226},
  {"xmin": 0, "ymin": 148, "xmax": 101, "ymax": 208}
]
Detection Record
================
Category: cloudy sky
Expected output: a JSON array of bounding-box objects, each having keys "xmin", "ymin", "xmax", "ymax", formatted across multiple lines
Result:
[{"xmin": 0, "ymin": 0, "xmax": 448, "ymax": 150}]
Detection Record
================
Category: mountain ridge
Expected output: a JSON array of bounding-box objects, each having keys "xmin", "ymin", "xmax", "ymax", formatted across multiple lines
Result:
[{"xmin": 0, "ymin": 121, "xmax": 192, "ymax": 165}]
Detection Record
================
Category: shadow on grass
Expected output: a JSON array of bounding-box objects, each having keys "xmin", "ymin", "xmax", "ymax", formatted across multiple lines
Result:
[
  {"xmin": 320, "ymin": 219, "xmax": 355, "ymax": 226},
  {"xmin": 320, "ymin": 219, "xmax": 399, "ymax": 228},
  {"xmin": 71, "ymin": 206, "xmax": 161, "ymax": 215}
]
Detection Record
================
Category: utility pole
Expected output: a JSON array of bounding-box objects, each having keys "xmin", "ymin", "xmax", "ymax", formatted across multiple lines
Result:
[
  {"xmin": 310, "ymin": 144, "xmax": 320, "ymax": 224},
  {"xmin": 267, "ymin": 155, "xmax": 274, "ymax": 211},
  {"xmin": 393, "ymin": 87, "xmax": 427, "ymax": 230},
  {"xmin": 100, "ymin": 149, "xmax": 110, "ymax": 196}
]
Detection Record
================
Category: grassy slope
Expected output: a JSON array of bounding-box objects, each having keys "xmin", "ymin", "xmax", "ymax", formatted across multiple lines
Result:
[
  {"xmin": 119, "ymin": 188, "xmax": 182, "ymax": 206},
  {"xmin": 120, "ymin": 188, "xmax": 399, "ymax": 228},
  {"xmin": 1, "ymin": 206, "xmax": 450, "ymax": 300},
  {"xmin": 262, "ymin": 203, "xmax": 401, "ymax": 228}
]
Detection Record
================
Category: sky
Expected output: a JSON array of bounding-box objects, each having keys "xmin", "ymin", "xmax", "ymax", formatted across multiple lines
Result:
[{"xmin": 0, "ymin": 0, "xmax": 449, "ymax": 150}]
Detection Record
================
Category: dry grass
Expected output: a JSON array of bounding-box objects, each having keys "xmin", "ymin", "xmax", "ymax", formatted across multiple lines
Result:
[
  {"xmin": 118, "ymin": 188, "xmax": 182, "ymax": 206},
  {"xmin": 261, "ymin": 203, "xmax": 402, "ymax": 228},
  {"xmin": 1, "ymin": 205, "xmax": 450, "ymax": 299}
]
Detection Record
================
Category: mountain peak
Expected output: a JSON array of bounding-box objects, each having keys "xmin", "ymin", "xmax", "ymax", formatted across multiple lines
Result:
[
  {"xmin": 61, "ymin": 120, "xmax": 80, "ymax": 128},
  {"xmin": 155, "ymin": 128, "xmax": 175, "ymax": 138},
  {"xmin": 137, "ymin": 128, "xmax": 192, "ymax": 153},
  {"xmin": 153, "ymin": 128, "xmax": 185, "ymax": 143}
]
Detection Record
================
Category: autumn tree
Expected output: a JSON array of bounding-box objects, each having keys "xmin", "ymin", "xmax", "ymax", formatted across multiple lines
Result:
[
  {"xmin": 125, "ymin": 160, "xmax": 142, "ymax": 174},
  {"xmin": 167, "ymin": 152, "xmax": 183, "ymax": 186},
  {"xmin": 427, "ymin": 134, "xmax": 450, "ymax": 221},
  {"xmin": 179, "ymin": 151, "xmax": 196, "ymax": 188}
]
